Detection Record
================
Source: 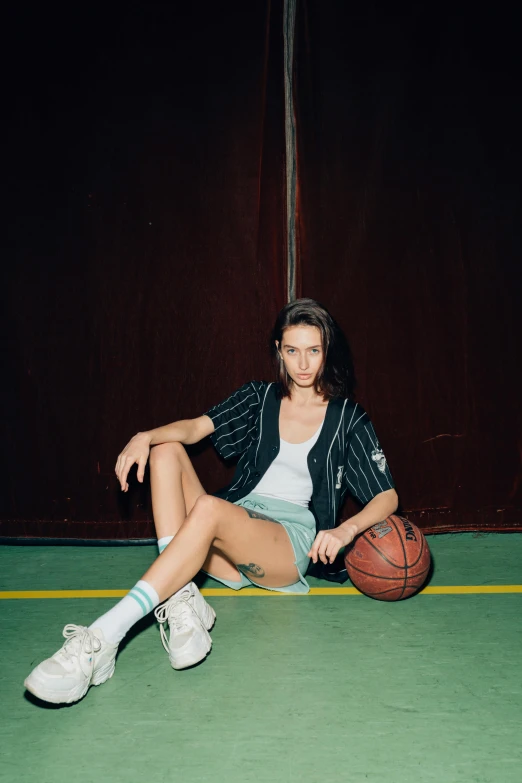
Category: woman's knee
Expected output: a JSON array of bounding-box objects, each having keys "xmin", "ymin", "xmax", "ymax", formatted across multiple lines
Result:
[
  {"xmin": 149, "ymin": 441, "xmax": 186, "ymax": 466},
  {"xmin": 189, "ymin": 494, "xmax": 222, "ymax": 531}
]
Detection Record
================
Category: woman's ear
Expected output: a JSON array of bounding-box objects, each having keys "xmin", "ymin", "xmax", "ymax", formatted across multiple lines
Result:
[{"xmin": 275, "ymin": 340, "xmax": 280, "ymax": 354}]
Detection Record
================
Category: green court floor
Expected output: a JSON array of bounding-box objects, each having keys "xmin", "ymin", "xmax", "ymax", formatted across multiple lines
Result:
[{"xmin": 1, "ymin": 534, "xmax": 521, "ymax": 783}]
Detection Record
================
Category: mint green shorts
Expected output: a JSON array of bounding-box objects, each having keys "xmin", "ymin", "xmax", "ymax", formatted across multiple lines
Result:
[{"xmin": 204, "ymin": 492, "xmax": 316, "ymax": 594}]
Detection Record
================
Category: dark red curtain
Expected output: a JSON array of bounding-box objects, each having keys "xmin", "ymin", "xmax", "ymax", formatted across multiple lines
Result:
[
  {"xmin": 294, "ymin": 2, "xmax": 522, "ymax": 531},
  {"xmin": 2, "ymin": 2, "xmax": 286, "ymax": 537},
  {"xmin": 3, "ymin": 1, "xmax": 521, "ymax": 539}
]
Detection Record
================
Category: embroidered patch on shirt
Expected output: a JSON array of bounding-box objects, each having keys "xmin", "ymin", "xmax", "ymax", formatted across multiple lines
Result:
[
  {"xmin": 335, "ymin": 466, "xmax": 344, "ymax": 489},
  {"xmin": 371, "ymin": 447, "xmax": 387, "ymax": 474}
]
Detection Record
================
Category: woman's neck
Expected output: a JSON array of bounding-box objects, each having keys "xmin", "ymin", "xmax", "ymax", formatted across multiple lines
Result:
[{"xmin": 287, "ymin": 384, "xmax": 326, "ymax": 407}]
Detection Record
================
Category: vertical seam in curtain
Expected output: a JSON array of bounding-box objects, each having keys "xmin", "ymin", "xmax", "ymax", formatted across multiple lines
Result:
[{"xmin": 284, "ymin": 0, "xmax": 297, "ymax": 302}]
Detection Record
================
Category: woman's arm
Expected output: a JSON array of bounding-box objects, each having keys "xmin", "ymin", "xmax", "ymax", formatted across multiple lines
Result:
[
  {"xmin": 115, "ymin": 415, "xmax": 214, "ymax": 492},
  {"xmin": 147, "ymin": 415, "xmax": 214, "ymax": 446},
  {"xmin": 338, "ymin": 487, "xmax": 398, "ymax": 541},
  {"xmin": 308, "ymin": 488, "xmax": 398, "ymax": 565}
]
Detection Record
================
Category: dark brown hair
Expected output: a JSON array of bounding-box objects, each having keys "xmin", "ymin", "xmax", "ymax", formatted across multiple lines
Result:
[{"xmin": 270, "ymin": 298, "xmax": 356, "ymax": 400}]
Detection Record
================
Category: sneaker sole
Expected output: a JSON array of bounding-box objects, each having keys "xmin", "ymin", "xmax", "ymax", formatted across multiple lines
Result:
[{"xmin": 24, "ymin": 660, "xmax": 115, "ymax": 705}]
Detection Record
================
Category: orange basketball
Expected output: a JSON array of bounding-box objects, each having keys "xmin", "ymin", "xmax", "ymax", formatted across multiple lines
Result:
[{"xmin": 344, "ymin": 515, "xmax": 431, "ymax": 601}]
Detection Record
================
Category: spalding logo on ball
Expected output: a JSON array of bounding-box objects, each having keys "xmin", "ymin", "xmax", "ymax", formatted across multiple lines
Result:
[{"xmin": 344, "ymin": 515, "xmax": 431, "ymax": 601}]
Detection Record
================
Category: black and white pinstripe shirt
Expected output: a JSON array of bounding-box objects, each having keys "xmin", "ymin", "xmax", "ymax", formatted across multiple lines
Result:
[{"xmin": 205, "ymin": 381, "xmax": 395, "ymax": 583}]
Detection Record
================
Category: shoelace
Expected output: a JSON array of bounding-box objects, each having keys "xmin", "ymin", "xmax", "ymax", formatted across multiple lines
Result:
[
  {"xmin": 155, "ymin": 592, "xmax": 197, "ymax": 653},
  {"xmin": 57, "ymin": 624, "xmax": 102, "ymax": 677}
]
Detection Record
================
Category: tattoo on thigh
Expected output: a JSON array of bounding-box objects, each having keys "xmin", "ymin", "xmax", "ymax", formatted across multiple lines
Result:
[
  {"xmin": 237, "ymin": 563, "xmax": 266, "ymax": 578},
  {"xmin": 243, "ymin": 508, "xmax": 277, "ymax": 523}
]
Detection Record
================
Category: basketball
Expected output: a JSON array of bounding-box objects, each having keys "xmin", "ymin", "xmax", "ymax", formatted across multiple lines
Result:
[{"xmin": 344, "ymin": 515, "xmax": 431, "ymax": 600}]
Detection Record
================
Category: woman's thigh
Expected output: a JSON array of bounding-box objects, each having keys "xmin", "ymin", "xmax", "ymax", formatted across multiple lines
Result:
[
  {"xmin": 150, "ymin": 441, "xmax": 207, "ymax": 513},
  {"xmin": 150, "ymin": 443, "xmax": 241, "ymax": 582},
  {"xmin": 205, "ymin": 497, "xmax": 300, "ymax": 588}
]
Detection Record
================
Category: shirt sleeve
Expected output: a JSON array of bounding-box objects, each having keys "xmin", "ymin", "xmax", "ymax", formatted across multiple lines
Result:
[
  {"xmin": 344, "ymin": 418, "xmax": 395, "ymax": 505},
  {"xmin": 205, "ymin": 382, "xmax": 262, "ymax": 460}
]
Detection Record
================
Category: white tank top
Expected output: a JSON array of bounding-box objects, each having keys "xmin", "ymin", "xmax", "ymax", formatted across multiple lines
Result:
[{"xmin": 251, "ymin": 422, "xmax": 324, "ymax": 508}]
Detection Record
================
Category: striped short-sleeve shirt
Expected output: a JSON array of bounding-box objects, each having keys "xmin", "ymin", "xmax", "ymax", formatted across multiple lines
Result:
[{"xmin": 205, "ymin": 381, "xmax": 395, "ymax": 582}]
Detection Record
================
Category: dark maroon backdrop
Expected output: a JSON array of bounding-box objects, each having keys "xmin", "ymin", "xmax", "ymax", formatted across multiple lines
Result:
[
  {"xmin": 2, "ymin": 1, "xmax": 521, "ymax": 538},
  {"xmin": 3, "ymin": 2, "xmax": 286, "ymax": 537},
  {"xmin": 294, "ymin": 2, "xmax": 522, "ymax": 531}
]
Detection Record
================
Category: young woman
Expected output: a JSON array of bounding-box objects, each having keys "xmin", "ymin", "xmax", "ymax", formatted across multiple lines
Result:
[{"xmin": 24, "ymin": 298, "xmax": 398, "ymax": 704}]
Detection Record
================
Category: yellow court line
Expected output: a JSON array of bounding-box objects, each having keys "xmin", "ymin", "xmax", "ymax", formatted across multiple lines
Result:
[{"xmin": 0, "ymin": 585, "xmax": 522, "ymax": 599}]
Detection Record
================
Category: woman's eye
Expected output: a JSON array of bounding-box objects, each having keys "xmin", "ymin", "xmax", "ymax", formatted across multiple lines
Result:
[
  {"xmin": 310, "ymin": 349, "xmax": 320, "ymax": 354},
  {"xmin": 287, "ymin": 349, "xmax": 295, "ymax": 354}
]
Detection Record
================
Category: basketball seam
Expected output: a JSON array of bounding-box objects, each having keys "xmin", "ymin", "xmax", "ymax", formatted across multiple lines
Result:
[
  {"xmin": 359, "ymin": 530, "xmax": 402, "ymax": 569},
  {"xmin": 365, "ymin": 584, "xmax": 424, "ymax": 598},
  {"xmin": 356, "ymin": 515, "xmax": 423, "ymax": 570},
  {"xmin": 397, "ymin": 515, "xmax": 426, "ymax": 568},
  {"xmin": 345, "ymin": 562, "xmax": 431, "ymax": 582},
  {"xmin": 390, "ymin": 517, "xmax": 408, "ymax": 599}
]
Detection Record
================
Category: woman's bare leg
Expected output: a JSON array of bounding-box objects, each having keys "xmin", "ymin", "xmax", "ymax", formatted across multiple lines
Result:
[
  {"xmin": 142, "ymin": 494, "xmax": 299, "ymax": 601},
  {"xmin": 149, "ymin": 442, "xmax": 197, "ymax": 538},
  {"xmin": 149, "ymin": 442, "xmax": 241, "ymax": 582},
  {"xmin": 22, "ymin": 493, "xmax": 300, "ymax": 705}
]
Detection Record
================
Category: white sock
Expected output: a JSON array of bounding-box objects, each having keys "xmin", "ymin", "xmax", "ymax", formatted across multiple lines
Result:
[
  {"xmin": 90, "ymin": 580, "xmax": 160, "ymax": 645},
  {"xmin": 157, "ymin": 535, "xmax": 174, "ymax": 554}
]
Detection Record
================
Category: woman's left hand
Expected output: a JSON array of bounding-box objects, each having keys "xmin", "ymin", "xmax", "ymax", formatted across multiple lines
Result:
[{"xmin": 307, "ymin": 523, "xmax": 359, "ymax": 565}]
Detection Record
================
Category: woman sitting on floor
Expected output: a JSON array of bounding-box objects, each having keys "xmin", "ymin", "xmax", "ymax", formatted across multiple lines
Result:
[{"xmin": 24, "ymin": 297, "xmax": 398, "ymax": 704}]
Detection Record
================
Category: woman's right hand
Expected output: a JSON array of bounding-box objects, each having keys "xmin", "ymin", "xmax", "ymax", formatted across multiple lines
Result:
[{"xmin": 115, "ymin": 432, "xmax": 152, "ymax": 492}]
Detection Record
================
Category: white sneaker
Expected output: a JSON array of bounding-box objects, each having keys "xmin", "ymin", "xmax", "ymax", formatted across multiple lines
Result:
[
  {"xmin": 24, "ymin": 625, "xmax": 118, "ymax": 704},
  {"xmin": 154, "ymin": 582, "xmax": 215, "ymax": 670}
]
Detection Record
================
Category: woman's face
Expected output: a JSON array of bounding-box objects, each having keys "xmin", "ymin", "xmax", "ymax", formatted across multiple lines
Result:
[{"xmin": 277, "ymin": 325, "xmax": 324, "ymax": 389}]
